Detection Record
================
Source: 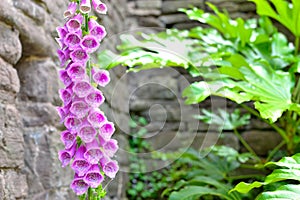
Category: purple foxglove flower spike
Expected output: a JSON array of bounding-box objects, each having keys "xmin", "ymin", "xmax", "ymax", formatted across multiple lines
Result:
[
  {"xmin": 61, "ymin": 130, "xmax": 76, "ymax": 149},
  {"xmin": 80, "ymin": 0, "xmax": 91, "ymax": 14},
  {"xmin": 55, "ymin": 37, "xmax": 66, "ymax": 49},
  {"xmin": 88, "ymin": 19, "xmax": 107, "ymax": 41},
  {"xmin": 103, "ymin": 139, "xmax": 118, "ymax": 157},
  {"xmin": 57, "ymin": 107, "xmax": 67, "ymax": 123},
  {"xmin": 103, "ymin": 160, "xmax": 119, "ymax": 179},
  {"xmin": 70, "ymin": 47, "xmax": 89, "ymax": 63},
  {"xmin": 100, "ymin": 122, "xmax": 115, "ymax": 141},
  {"xmin": 71, "ymin": 175, "xmax": 89, "ymax": 195},
  {"xmin": 81, "ymin": 35, "xmax": 100, "ymax": 53},
  {"xmin": 85, "ymin": 89, "xmax": 105, "ymax": 108},
  {"xmin": 64, "ymin": 2, "xmax": 77, "ymax": 19},
  {"xmin": 84, "ymin": 139, "xmax": 103, "ymax": 164},
  {"xmin": 78, "ymin": 125, "xmax": 97, "ymax": 143},
  {"xmin": 92, "ymin": 0, "xmax": 108, "ymax": 14},
  {"xmin": 58, "ymin": 143, "xmax": 76, "ymax": 167},
  {"xmin": 67, "ymin": 63, "xmax": 86, "ymax": 81},
  {"xmin": 84, "ymin": 164, "xmax": 104, "ymax": 188},
  {"xmin": 70, "ymin": 101, "xmax": 90, "ymax": 118},
  {"xmin": 92, "ymin": 68, "xmax": 110, "ymax": 87},
  {"xmin": 71, "ymin": 146, "xmax": 91, "ymax": 176},
  {"xmin": 67, "ymin": 14, "xmax": 84, "ymax": 32},
  {"xmin": 87, "ymin": 109, "xmax": 106, "ymax": 127}
]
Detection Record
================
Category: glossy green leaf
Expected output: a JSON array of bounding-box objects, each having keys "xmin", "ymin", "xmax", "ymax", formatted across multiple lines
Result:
[
  {"xmin": 257, "ymin": 185, "xmax": 300, "ymax": 200},
  {"xmin": 250, "ymin": 0, "xmax": 300, "ymax": 36},
  {"xmin": 169, "ymin": 186, "xmax": 232, "ymax": 200}
]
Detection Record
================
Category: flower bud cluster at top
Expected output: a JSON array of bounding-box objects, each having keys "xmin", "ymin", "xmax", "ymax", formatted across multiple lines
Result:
[{"xmin": 56, "ymin": 0, "xmax": 119, "ymax": 197}]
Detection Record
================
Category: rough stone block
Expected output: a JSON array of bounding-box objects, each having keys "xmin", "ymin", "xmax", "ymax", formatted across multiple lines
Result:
[
  {"xmin": 17, "ymin": 102, "xmax": 59, "ymax": 127},
  {"xmin": 0, "ymin": 169, "xmax": 28, "ymax": 199},
  {"xmin": 0, "ymin": 22, "xmax": 22, "ymax": 65},
  {"xmin": 0, "ymin": 57, "xmax": 20, "ymax": 103},
  {"xmin": 162, "ymin": 0, "xmax": 204, "ymax": 14},
  {"xmin": 0, "ymin": 104, "xmax": 24, "ymax": 168},
  {"xmin": 242, "ymin": 130, "xmax": 282, "ymax": 156},
  {"xmin": 16, "ymin": 57, "xmax": 59, "ymax": 103},
  {"xmin": 136, "ymin": 0, "xmax": 162, "ymax": 9},
  {"xmin": 159, "ymin": 14, "xmax": 189, "ymax": 25}
]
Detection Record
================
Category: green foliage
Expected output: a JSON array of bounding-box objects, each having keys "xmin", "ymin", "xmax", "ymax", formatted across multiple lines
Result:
[
  {"xmin": 231, "ymin": 153, "xmax": 300, "ymax": 199},
  {"xmin": 155, "ymin": 146, "xmax": 257, "ymax": 200},
  {"xmin": 195, "ymin": 108, "xmax": 250, "ymax": 130}
]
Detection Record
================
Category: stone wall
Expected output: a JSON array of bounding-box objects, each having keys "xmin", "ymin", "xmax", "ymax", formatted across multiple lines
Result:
[{"xmin": 0, "ymin": 0, "xmax": 129, "ymax": 199}]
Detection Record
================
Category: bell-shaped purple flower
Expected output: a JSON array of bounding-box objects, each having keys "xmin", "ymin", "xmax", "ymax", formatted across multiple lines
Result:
[
  {"xmin": 78, "ymin": 125, "xmax": 97, "ymax": 143},
  {"xmin": 88, "ymin": 19, "xmax": 107, "ymax": 41},
  {"xmin": 67, "ymin": 14, "xmax": 84, "ymax": 32},
  {"xmin": 64, "ymin": 116, "xmax": 82, "ymax": 133},
  {"xmin": 103, "ymin": 139, "xmax": 118, "ymax": 157},
  {"xmin": 59, "ymin": 89, "xmax": 72, "ymax": 105},
  {"xmin": 57, "ymin": 107, "xmax": 68, "ymax": 123},
  {"xmin": 103, "ymin": 160, "xmax": 119, "ymax": 179},
  {"xmin": 55, "ymin": 37, "xmax": 66, "ymax": 49},
  {"xmin": 71, "ymin": 174, "xmax": 89, "ymax": 195},
  {"xmin": 71, "ymin": 146, "xmax": 91, "ymax": 176},
  {"xmin": 84, "ymin": 139, "xmax": 103, "ymax": 164},
  {"xmin": 87, "ymin": 109, "xmax": 106, "ymax": 127},
  {"xmin": 70, "ymin": 101, "xmax": 90, "ymax": 118},
  {"xmin": 61, "ymin": 130, "xmax": 76, "ymax": 149},
  {"xmin": 67, "ymin": 63, "xmax": 86, "ymax": 81},
  {"xmin": 84, "ymin": 165, "xmax": 104, "ymax": 188},
  {"xmin": 56, "ymin": 26, "xmax": 68, "ymax": 39},
  {"xmin": 80, "ymin": 0, "xmax": 91, "ymax": 14},
  {"xmin": 85, "ymin": 89, "xmax": 105, "ymax": 108},
  {"xmin": 92, "ymin": 0, "xmax": 107, "ymax": 14},
  {"xmin": 59, "ymin": 70, "xmax": 73, "ymax": 87},
  {"xmin": 70, "ymin": 47, "xmax": 89, "ymax": 64},
  {"xmin": 92, "ymin": 68, "xmax": 110, "ymax": 87},
  {"xmin": 65, "ymin": 32, "xmax": 82, "ymax": 50},
  {"xmin": 81, "ymin": 35, "xmax": 100, "ymax": 53},
  {"xmin": 73, "ymin": 81, "xmax": 93, "ymax": 98},
  {"xmin": 58, "ymin": 143, "xmax": 76, "ymax": 167},
  {"xmin": 57, "ymin": 49, "xmax": 70, "ymax": 67},
  {"xmin": 64, "ymin": 2, "xmax": 77, "ymax": 18},
  {"xmin": 100, "ymin": 122, "xmax": 115, "ymax": 140}
]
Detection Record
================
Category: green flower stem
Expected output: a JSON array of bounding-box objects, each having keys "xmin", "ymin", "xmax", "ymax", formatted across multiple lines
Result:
[
  {"xmin": 294, "ymin": 36, "xmax": 299, "ymax": 55},
  {"xmin": 240, "ymin": 104, "xmax": 289, "ymax": 143},
  {"xmin": 265, "ymin": 140, "xmax": 286, "ymax": 162},
  {"xmin": 233, "ymin": 128, "xmax": 261, "ymax": 163}
]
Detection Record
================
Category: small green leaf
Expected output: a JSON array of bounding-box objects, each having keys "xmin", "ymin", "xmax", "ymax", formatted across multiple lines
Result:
[{"xmin": 230, "ymin": 181, "xmax": 264, "ymax": 194}]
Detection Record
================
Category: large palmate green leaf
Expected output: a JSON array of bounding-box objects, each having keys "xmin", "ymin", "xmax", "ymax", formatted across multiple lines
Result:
[
  {"xmin": 231, "ymin": 153, "xmax": 300, "ymax": 197},
  {"xmin": 250, "ymin": 0, "xmax": 300, "ymax": 37},
  {"xmin": 257, "ymin": 185, "xmax": 300, "ymax": 200}
]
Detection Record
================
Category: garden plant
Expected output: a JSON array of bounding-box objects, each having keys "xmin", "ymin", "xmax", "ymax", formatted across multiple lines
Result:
[
  {"xmin": 56, "ymin": 0, "xmax": 119, "ymax": 199},
  {"xmin": 96, "ymin": 0, "xmax": 300, "ymax": 199}
]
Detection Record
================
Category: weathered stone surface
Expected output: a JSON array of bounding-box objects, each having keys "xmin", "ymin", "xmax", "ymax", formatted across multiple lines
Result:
[
  {"xmin": 0, "ymin": 57, "xmax": 20, "ymax": 103},
  {"xmin": 0, "ymin": 22, "xmax": 22, "ymax": 65},
  {"xmin": 0, "ymin": 104, "xmax": 24, "ymax": 168},
  {"xmin": 242, "ymin": 131, "xmax": 282, "ymax": 156},
  {"xmin": 17, "ymin": 57, "xmax": 59, "ymax": 103},
  {"xmin": 159, "ymin": 14, "xmax": 189, "ymax": 25},
  {"xmin": 18, "ymin": 102, "xmax": 59, "ymax": 127},
  {"xmin": 128, "ymin": 2, "xmax": 161, "ymax": 16},
  {"xmin": 0, "ymin": 169, "xmax": 28, "ymax": 199},
  {"xmin": 162, "ymin": 0, "xmax": 204, "ymax": 14},
  {"xmin": 23, "ymin": 126, "xmax": 76, "ymax": 199},
  {"xmin": 136, "ymin": 0, "xmax": 162, "ymax": 9}
]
